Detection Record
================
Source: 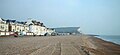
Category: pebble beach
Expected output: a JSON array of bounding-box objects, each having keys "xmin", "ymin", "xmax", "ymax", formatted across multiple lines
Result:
[{"xmin": 0, "ymin": 35, "xmax": 120, "ymax": 55}]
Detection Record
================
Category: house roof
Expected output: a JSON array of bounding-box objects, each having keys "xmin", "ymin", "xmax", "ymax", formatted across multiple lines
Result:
[
  {"xmin": 6, "ymin": 19, "xmax": 16, "ymax": 23},
  {"xmin": 0, "ymin": 18, "xmax": 5, "ymax": 21},
  {"xmin": 28, "ymin": 20, "xmax": 45, "ymax": 27}
]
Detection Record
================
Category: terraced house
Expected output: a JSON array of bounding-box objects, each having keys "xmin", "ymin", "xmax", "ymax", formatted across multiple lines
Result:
[
  {"xmin": 28, "ymin": 20, "xmax": 48, "ymax": 36},
  {"xmin": 0, "ymin": 18, "xmax": 9, "ymax": 32},
  {"xmin": 0, "ymin": 18, "xmax": 55, "ymax": 36}
]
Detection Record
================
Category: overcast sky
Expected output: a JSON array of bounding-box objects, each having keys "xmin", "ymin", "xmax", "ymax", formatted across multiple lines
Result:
[{"xmin": 0, "ymin": 0, "xmax": 120, "ymax": 35}]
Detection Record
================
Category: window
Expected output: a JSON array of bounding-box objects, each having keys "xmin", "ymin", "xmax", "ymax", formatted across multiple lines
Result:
[
  {"xmin": 17, "ymin": 27, "xmax": 19, "ymax": 30},
  {"xmin": 0, "ymin": 26, "xmax": 4, "ymax": 29}
]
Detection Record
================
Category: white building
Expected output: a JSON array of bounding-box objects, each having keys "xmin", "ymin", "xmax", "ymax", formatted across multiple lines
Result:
[
  {"xmin": 0, "ymin": 18, "xmax": 30, "ymax": 36},
  {"xmin": 0, "ymin": 18, "xmax": 9, "ymax": 31},
  {"xmin": 0, "ymin": 18, "xmax": 53, "ymax": 36},
  {"xmin": 28, "ymin": 20, "xmax": 47, "ymax": 36}
]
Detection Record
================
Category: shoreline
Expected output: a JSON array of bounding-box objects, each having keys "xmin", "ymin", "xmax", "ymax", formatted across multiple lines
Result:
[
  {"xmin": 87, "ymin": 36, "xmax": 120, "ymax": 55},
  {"xmin": 91, "ymin": 36, "xmax": 120, "ymax": 45}
]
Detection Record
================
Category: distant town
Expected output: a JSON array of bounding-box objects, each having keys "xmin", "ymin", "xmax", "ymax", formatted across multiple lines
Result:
[
  {"xmin": 0, "ymin": 18, "xmax": 56, "ymax": 37},
  {"xmin": 0, "ymin": 18, "xmax": 81, "ymax": 37}
]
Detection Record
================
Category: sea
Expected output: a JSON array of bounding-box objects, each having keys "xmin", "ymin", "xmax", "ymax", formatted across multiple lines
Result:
[{"xmin": 95, "ymin": 35, "xmax": 120, "ymax": 45}]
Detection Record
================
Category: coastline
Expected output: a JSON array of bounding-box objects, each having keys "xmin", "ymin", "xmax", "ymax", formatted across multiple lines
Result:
[
  {"xmin": 95, "ymin": 35, "xmax": 120, "ymax": 45},
  {"xmin": 86, "ymin": 36, "xmax": 120, "ymax": 55}
]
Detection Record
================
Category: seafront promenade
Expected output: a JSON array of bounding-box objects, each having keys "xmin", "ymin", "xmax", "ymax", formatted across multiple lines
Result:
[{"xmin": 0, "ymin": 35, "xmax": 120, "ymax": 55}]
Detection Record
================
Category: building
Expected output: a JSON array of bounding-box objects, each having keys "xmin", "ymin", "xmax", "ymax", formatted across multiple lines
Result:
[
  {"xmin": 6, "ymin": 20, "xmax": 29, "ymax": 32},
  {"xmin": 15, "ymin": 21, "xmax": 29, "ymax": 32},
  {"xmin": 0, "ymin": 18, "xmax": 30, "ymax": 36},
  {"xmin": 28, "ymin": 20, "xmax": 48, "ymax": 36},
  {"xmin": 0, "ymin": 18, "xmax": 9, "ymax": 32},
  {"xmin": 0, "ymin": 18, "xmax": 54, "ymax": 36}
]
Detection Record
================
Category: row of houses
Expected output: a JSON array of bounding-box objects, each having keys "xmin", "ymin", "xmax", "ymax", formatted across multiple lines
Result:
[{"xmin": 0, "ymin": 18, "xmax": 55, "ymax": 36}]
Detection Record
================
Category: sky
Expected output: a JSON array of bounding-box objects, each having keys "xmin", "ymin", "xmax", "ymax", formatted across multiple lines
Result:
[{"xmin": 0, "ymin": 0, "xmax": 120, "ymax": 35}]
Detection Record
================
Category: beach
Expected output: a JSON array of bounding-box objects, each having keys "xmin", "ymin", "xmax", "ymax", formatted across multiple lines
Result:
[{"xmin": 0, "ymin": 35, "xmax": 120, "ymax": 55}]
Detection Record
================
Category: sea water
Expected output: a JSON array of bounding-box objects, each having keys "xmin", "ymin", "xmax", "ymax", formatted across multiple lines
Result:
[{"xmin": 95, "ymin": 35, "xmax": 120, "ymax": 45}]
